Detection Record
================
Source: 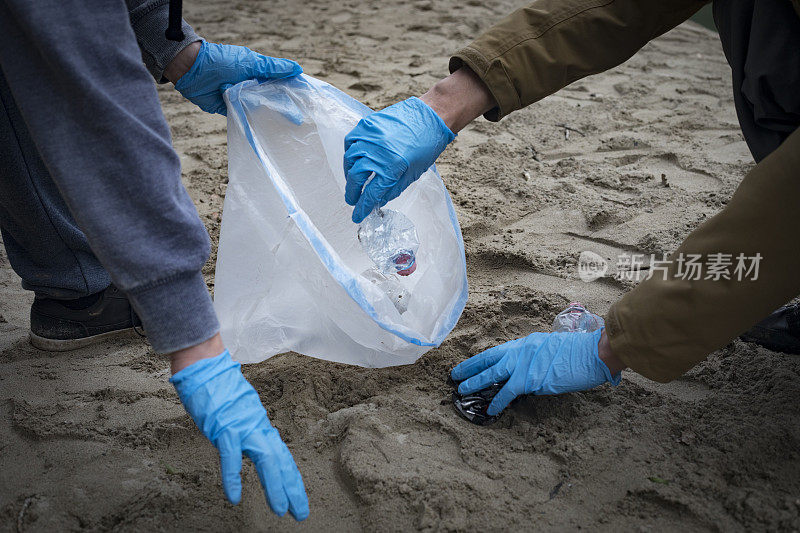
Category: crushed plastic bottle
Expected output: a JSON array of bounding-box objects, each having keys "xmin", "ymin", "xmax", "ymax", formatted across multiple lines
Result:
[
  {"xmin": 361, "ymin": 268, "xmax": 411, "ymax": 314},
  {"xmin": 551, "ymin": 302, "xmax": 604, "ymax": 333},
  {"xmin": 449, "ymin": 375, "xmax": 503, "ymax": 426},
  {"xmin": 451, "ymin": 302, "xmax": 605, "ymax": 426},
  {"xmin": 358, "ymin": 208, "xmax": 419, "ymax": 276}
]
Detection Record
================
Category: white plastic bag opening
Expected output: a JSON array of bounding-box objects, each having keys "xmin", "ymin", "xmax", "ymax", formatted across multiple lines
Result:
[{"xmin": 215, "ymin": 75, "xmax": 468, "ymax": 368}]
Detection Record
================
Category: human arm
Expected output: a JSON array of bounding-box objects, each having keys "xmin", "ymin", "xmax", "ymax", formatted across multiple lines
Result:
[
  {"xmin": 170, "ymin": 41, "xmax": 302, "ymax": 115},
  {"xmin": 451, "ymin": 329, "xmax": 622, "ymax": 416},
  {"xmin": 419, "ymin": 66, "xmax": 495, "ymax": 133},
  {"xmin": 344, "ymin": 0, "xmax": 708, "ymax": 222},
  {"xmin": 453, "ymin": 132, "xmax": 800, "ymax": 386},
  {"xmin": 126, "ymin": 0, "xmax": 202, "ymax": 83},
  {"xmin": 163, "ymin": 40, "xmax": 201, "ymax": 85},
  {"xmin": 169, "ymin": 335, "xmax": 309, "ymax": 520},
  {"xmin": 126, "ymin": 1, "xmax": 302, "ymax": 115},
  {"xmin": 607, "ymin": 129, "xmax": 800, "ymax": 381},
  {"xmin": 429, "ymin": 0, "xmax": 800, "ymax": 383},
  {"xmin": 449, "ymin": 0, "xmax": 709, "ymax": 121},
  {"xmin": 342, "ymin": 68, "xmax": 492, "ymax": 223},
  {"xmin": 598, "ymin": 329, "xmax": 625, "ymax": 374},
  {"xmin": 2, "ymin": 2, "xmax": 307, "ymax": 515}
]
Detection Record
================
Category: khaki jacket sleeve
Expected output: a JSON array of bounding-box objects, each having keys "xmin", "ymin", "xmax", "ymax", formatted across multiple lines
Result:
[
  {"xmin": 450, "ymin": 0, "xmax": 709, "ymax": 121},
  {"xmin": 606, "ymin": 130, "xmax": 800, "ymax": 382}
]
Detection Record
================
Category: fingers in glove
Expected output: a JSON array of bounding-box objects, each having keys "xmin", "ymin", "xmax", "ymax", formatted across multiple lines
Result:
[
  {"xmin": 343, "ymin": 150, "xmax": 377, "ymax": 207},
  {"xmin": 245, "ymin": 430, "xmax": 289, "ymax": 517},
  {"xmin": 218, "ymin": 432, "xmax": 243, "ymax": 505},
  {"xmin": 457, "ymin": 357, "xmax": 511, "ymax": 395},
  {"xmin": 271, "ymin": 92, "xmax": 304, "ymax": 125},
  {"xmin": 486, "ymin": 380, "xmax": 519, "ymax": 416},
  {"xmin": 353, "ymin": 180, "xmax": 387, "ymax": 223},
  {"xmin": 275, "ymin": 437, "xmax": 310, "ymax": 521},
  {"xmin": 211, "ymin": 100, "xmax": 228, "ymax": 116},
  {"xmin": 352, "ymin": 167, "xmax": 400, "ymax": 223},
  {"xmin": 343, "ymin": 120, "xmax": 366, "ymax": 153},
  {"xmin": 382, "ymin": 176, "xmax": 413, "ymax": 205},
  {"xmin": 451, "ymin": 344, "xmax": 507, "ymax": 382}
]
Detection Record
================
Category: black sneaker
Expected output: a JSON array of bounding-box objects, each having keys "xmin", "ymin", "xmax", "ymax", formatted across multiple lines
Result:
[
  {"xmin": 740, "ymin": 303, "xmax": 800, "ymax": 354},
  {"xmin": 29, "ymin": 284, "xmax": 144, "ymax": 351}
]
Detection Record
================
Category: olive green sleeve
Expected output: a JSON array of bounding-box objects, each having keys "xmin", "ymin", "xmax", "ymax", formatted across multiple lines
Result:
[
  {"xmin": 606, "ymin": 130, "xmax": 800, "ymax": 382},
  {"xmin": 449, "ymin": 0, "xmax": 709, "ymax": 121}
]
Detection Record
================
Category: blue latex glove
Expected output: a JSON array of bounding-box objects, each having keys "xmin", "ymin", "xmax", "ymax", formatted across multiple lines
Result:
[
  {"xmin": 170, "ymin": 351, "xmax": 309, "ymax": 521},
  {"xmin": 451, "ymin": 329, "xmax": 621, "ymax": 416},
  {"xmin": 343, "ymin": 97, "xmax": 455, "ymax": 223},
  {"xmin": 175, "ymin": 41, "xmax": 302, "ymax": 116}
]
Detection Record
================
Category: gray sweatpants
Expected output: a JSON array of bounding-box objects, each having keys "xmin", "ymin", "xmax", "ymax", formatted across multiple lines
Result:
[{"xmin": 0, "ymin": 0, "xmax": 218, "ymax": 353}]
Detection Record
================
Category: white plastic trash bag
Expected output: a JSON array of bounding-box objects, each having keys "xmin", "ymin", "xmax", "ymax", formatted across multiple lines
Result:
[{"xmin": 214, "ymin": 75, "xmax": 468, "ymax": 368}]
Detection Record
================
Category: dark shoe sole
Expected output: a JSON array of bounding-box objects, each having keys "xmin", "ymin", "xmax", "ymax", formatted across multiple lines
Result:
[
  {"xmin": 29, "ymin": 326, "xmax": 142, "ymax": 352},
  {"xmin": 29, "ymin": 284, "xmax": 144, "ymax": 352},
  {"xmin": 739, "ymin": 303, "xmax": 800, "ymax": 354},
  {"xmin": 740, "ymin": 329, "xmax": 800, "ymax": 354}
]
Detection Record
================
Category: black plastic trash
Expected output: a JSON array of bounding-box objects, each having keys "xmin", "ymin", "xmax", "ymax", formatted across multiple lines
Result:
[{"xmin": 449, "ymin": 376, "xmax": 505, "ymax": 426}]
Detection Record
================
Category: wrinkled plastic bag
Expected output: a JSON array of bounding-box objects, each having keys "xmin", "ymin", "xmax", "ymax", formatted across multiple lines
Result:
[{"xmin": 214, "ymin": 75, "xmax": 468, "ymax": 367}]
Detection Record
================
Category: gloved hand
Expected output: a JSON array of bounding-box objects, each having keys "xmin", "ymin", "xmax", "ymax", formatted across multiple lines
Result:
[
  {"xmin": 170, "ymin": 351, "xmax": 309, "ymax": 521},
  {"xmin": 343, "ymin": 97, "xmax": 455, "ymax": 223},
  {"xmin": 175, "ymin": 41, "xmax": 302, "ymax": 116},
  {"xmin": 450, "ymin": 329, "xmax": 621, "ymax": 416}
]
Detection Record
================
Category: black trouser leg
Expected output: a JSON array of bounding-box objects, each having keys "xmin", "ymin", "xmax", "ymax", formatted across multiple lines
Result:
[{"xmin": 713, "ymin": 0, "xmax": 800, "ymax": 163}]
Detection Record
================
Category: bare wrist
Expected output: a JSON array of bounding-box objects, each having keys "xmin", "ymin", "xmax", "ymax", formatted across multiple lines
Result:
[
  {"xmin": 598, "ymin": 329, "xmax": 625, "ymax": 376},
  {"xmin": 169, "ymin": 332, "xmax": 225, "ymax": 374},
  {"xmin": 164, "ymin": 40, "xmax": 202, "ymax": 84},
  {"xmin": 420, "ymin": 67, "xmax": 495, "ymax": 133}
]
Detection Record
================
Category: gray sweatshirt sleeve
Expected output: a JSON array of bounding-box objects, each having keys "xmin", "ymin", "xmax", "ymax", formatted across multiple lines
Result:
[
  {"xmin": 126, "ymin": 0, "xmax": 201, "ymax": 83},
  {"xmin": 0, "ymin": 0, "xmax": 219, "ymax": 353}
]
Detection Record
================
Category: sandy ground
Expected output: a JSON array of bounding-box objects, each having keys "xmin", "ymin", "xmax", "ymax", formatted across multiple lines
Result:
[{"xmin": 2, "ymin": 0, "xmax": 800, "ymax": 531}]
